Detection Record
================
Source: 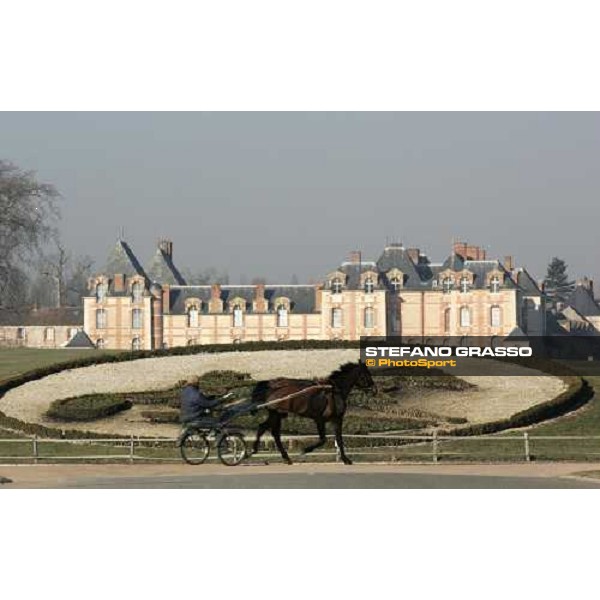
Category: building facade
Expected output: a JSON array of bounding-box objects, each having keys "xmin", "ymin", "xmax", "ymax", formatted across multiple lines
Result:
[{"xmin": 80, "ymin": 238, "xmax": 546, "ymax": 350}]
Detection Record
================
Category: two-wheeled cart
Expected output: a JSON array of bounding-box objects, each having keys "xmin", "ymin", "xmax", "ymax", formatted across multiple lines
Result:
[{"xmin": 178, "ymin": 384, "xmax": 331, "ymax": 466}]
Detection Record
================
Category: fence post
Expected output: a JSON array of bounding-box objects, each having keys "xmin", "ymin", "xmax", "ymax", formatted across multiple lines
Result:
[
  {"xmin": 129, "ymin": 435, "xmax": 135, "ymax": 464},
  {"xmin": 32, "ymin": 434, "xmax": 38, "ymax": 464},
  {"xmin": 432, "ymin": 430, "xmax": 438, "ymax": 464},
  {"xmin": 523, "ymin": 432, "xmax": 531, "ymax": 462}
]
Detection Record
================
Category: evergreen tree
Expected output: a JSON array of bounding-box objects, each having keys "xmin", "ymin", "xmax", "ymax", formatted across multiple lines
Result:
[{"xmin": 544, "ymin": 257, "xmax": 574, "ymax": 306}]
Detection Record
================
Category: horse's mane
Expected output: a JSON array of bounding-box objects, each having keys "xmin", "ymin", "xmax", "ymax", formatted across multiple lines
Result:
[{"xmin": 328, "ymin": 361, "xmax": 360, "ymax": 380}]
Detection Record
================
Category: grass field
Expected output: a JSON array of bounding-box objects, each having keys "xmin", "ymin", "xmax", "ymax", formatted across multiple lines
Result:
[{"xmin": 0, "ymin": 348, "xmax": 120, "ymax": 382}]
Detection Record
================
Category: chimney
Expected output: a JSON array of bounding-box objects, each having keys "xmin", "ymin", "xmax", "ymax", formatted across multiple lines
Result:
[
  {"xmin": 254, "ymin": 283, "xmax": 267, "ymax": 312},
  {"xmin": 453, "ymin": 241, "xmax": 486, "ymax": 261},
  {"xmin": 348, "ymin": 251, "xmax": 362, "ymax": 264},
  {"xmin": 407, "ymin": 248, "xmax": 420, "ymax": 264},
  {"xmin": 503, "ymin": 256, "xmax": 514, "ymax": 271},
  {"xmin": 158, "ymin": 238, "xmax": 173, "ymax": 259},
  {"xmin": 114, "ymin": 274, "xmax": 125, "ymax": 293},
  {"xmin": 162, "ymin": 285, "xmax": 170, "ymax": 312},
  {"xmin": 577, "ymin": 278, "xmax": 593, "ymax": 293}
]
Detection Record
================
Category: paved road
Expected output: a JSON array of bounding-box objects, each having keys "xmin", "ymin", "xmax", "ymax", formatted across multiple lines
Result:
[
  {"xmin": 55, "ymin": 472, "xmax": 600, "ymax": 488},
  {"xmin": 3, "ymin": 463, "xmax": 600, "ymax": 488}
]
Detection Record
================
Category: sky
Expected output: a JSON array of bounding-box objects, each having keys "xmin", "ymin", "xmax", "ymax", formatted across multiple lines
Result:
[{"xmin": 1, "ymin": 112, "xmax": 598, "ymax": 285}]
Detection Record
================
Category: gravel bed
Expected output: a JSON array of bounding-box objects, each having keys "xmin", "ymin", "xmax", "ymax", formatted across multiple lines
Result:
[{"xmin": 0, "ymin": 349, "xmax": 566, "ymax": 437}]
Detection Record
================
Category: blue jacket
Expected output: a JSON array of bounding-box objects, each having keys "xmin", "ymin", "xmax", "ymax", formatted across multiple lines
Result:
[{"xmin": 180, "ymin": 386, "xmax": 220, "ymax": 423}]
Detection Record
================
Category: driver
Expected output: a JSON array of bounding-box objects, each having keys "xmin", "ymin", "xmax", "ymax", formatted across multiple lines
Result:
[{"xmin": 179, "ymin": 376, "xmax": 221, "ymax": 425}]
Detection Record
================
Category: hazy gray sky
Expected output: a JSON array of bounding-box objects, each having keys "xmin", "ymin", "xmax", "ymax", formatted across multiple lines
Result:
[{"xmin": 1, "ymin": 112, "xmax": 598, "ymax": 284}]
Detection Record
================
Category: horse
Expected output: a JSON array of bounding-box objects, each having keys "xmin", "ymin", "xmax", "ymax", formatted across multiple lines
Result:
[{"xmin": 250, "ymin": 361, "xmax": 377, "ymax": 465}]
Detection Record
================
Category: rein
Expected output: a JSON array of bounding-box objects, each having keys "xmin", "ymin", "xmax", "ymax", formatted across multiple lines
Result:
[{"xmin": 255, "ymin": 384, "xmax": 332, "ymax": 410}]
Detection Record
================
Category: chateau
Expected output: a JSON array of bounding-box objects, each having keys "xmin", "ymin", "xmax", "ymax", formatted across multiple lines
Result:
[{"xmin": 75, "ymin": 238, "xmax": 547, "ymax": 350}]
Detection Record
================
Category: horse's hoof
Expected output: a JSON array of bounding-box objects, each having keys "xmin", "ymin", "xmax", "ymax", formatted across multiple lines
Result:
[
  {"xmin": 285, "ymin": 459, "xmax": 293, "ymax": 465},
  {"xmin": 343, "ymin": 459, "xmax": 353, "ymax": 465}
]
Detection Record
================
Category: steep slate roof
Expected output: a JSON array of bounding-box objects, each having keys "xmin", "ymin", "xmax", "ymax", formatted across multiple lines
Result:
[
  {"xmin": 332, "ymin": 245, "xmax": 520, "ymax": 292},
  {"xmin": 146, "ymin": 248, "xmax": 187, "ymax": 285},
  {"xmin": 335, "ymin": 261, "xmax": 382, "ymax": 290},
  {"xmin": 463, "ymin": 260, "xmax": 517, "ymax": 290},
  {"xmin": 168, "ymin": 285, "xmax": 317, "ymax": 314},
  {"xmin": 64, "ymin": 330, "xmax": 96, "ymax": 348},
  {"xmin": 566, "ymin": 286, "xmax": 600, "ymax": 317},
  {"xmin": 0, "ymin": 307, "xmax": 83, "ymax": 326},
  {"xmin": 103, "ymin": 240, "xmax": 148, "ymax": 280},
  {"xmin": 376, "ymin": 246, "xmax": 424, "ymax": 289},
  {"xmin": 515, "ymin": 269, "xmax": 542, "ymax": 296}
]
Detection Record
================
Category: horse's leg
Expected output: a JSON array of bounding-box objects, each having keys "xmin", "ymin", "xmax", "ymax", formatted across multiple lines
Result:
[
  {"xmin": 271, "ymin": 413, "xmax": 292, "ymax": 465},
  {"xmin": 333, "ymin": 417, "xmax": 352, "ymax": 465},
  {"xmin": 252, "ymin": 413, "xmax": 273, "ymax": 455},
  {"xmin": 302, "ymin": 418, "xmax": 327, "ymax": 455}
]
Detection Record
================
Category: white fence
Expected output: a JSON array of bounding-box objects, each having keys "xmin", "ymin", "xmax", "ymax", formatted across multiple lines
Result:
[{"xmin": 2, "ymin": 433, "xmax": 600, "ymax": 463}]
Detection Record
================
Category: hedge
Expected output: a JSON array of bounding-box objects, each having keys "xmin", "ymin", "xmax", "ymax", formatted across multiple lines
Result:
[
  {"xmin": 46, "ymin": 395, "xmax": 133, "ymax": 422},
  {"xmin": 440, "ymin": 376, "xmax": 593, "ymax": 437}
]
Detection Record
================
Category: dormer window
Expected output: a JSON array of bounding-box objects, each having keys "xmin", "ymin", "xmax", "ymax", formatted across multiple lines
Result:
[
  {"xmin": 96, "ymin": 282, "xmax": 107, "ymax": 302},
  {"xmin": 390, "ymin": 277, "xmax": 401, "ymax": 291},
  {"xmin": 460, "ymin": 276, "xmax": 470, "ymax": 294},
  {"xmin": 442, "ymin": 277, "xmax": 454, "ymax": 294},
  {"xmin": 364, "ymin": 277, "xmax": 375, "ymax": 294},
  {"xmin": 332, "ymin": 278, "xmax": 343, "ymax": 294},
  {"xmin": 132, "ymin": 281, "xmax": 143, "ymax": 303},
  {"xmin": 276, "ymin": 304, "xmax": 288, "ymax": 327},
  {"xmin": 490, "ymin": 276, "xmax": 501, "ymax": 294},
  {"xmin": 233, "ymin": 304, "xmax": 244, "ymax": 327},
  {"xmin": 187, "ymin": 306, "xmax": 199, "ymax": 328}
]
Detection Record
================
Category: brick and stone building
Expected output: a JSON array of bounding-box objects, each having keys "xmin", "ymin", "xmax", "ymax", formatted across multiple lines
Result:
[{"xmin": 79, "ymin": 238, "xmax": 546, "ymax": 350}]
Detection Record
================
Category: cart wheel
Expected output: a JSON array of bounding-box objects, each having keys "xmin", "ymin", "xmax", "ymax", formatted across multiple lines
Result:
[
  {"xmin": 180, "ymin": 430, "xmax": 210, "ymax": 465},
  {"xmin": 217, "ymin": 432, "xmax": 247, "ymax": 466}
]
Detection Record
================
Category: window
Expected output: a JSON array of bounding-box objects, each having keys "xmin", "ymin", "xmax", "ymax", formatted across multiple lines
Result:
[
  {"xmin": 44, "ymin": 327, "xmax": 55, "ymax": 342},
  {"xmin": 364, "ymin": 307, "xmax": 374, "ymax": 329},
  {"xmin": 442, "ymin": 277, "xmax": 453, "ymax": 294},
  {"xmin": 390, "ymin": 276, "xmax": 401, "ymax": 291},
  {"xmin": 233, "ymin": 304, "xmax": 244, "ymax": 327},
  {"xmin": 460, "ymin": 306, "xmax": 471, "ymax": 327},
  {"xmin": 187, "ymin": 306, "xmax": 199, "ymax": 328},
  {"xmin": 364, "ymin": 277, "xmax": 374, "ymax": 294},
  {"xmin": 17, "ymin": 327, "xmax": 26, "ymax": 340},
  {"xmin": 132, "ymin": 308, "xmax": 143, "ymax": 329},
  {"xmin": 276, "ymin": 304, "xmax": 288, "ymax": 327},
  {"xmin": 444, "ymin": 308, "xmax": 451, "ymax": 332},
  {"xmin": 490, "ymin": 276, "xmax": 501, "ymax": 294},
  {"xmin": 132, "ymin": 337, "xmax": 141, "ymax": 351},
  {"xmin": 460, "ymin": 276, "xmax": 470, "ymax": 294},
  {"xmin": 132, "ymin": 282, "xmax": 143, "ymax": 303},
  {"xmin": 331, "ymin": 278, "xmax": 343, "ymax": 294},
  {"xmin": 490, "ymin": 306, "xmax": 501, "ymax": 328},
  {"xmin": 96, "ymin": 282, "xmax": 107, "ymax": 302},
  {"xmin": 96, "ymin": 309, "xmax": 107, "ymax": 329},
  {"xmin": 331, "ymin": 307, "xmax": 342, "ymax": 328},
  {"xmin": 96, "ymin": 338, "xmax": 105, "ymax": 349}
]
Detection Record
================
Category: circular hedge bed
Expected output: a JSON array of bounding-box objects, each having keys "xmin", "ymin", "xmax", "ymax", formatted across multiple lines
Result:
[{"xmin": 46, "ymin": 395, "xmax": 133, "ymax": 422}]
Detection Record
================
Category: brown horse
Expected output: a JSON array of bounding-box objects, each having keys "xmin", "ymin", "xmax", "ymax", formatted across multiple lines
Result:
[{"xmin": 250, "ymin": 361, "xmax": 377, "ymax": 465}]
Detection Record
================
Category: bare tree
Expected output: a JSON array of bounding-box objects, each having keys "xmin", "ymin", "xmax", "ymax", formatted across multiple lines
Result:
[
  {"xmin": 0, "ymin": 160, "xmax": 59, "ymax": 307},
  {"xmin": 30, "ymin": 239, "xmax": 94, "ymax": 307}
]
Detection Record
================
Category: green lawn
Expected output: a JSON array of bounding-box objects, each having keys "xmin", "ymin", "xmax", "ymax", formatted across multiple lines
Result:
[{"xmin": 0, "ymin": 348, "xmax": 119, "ymax": 382}]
